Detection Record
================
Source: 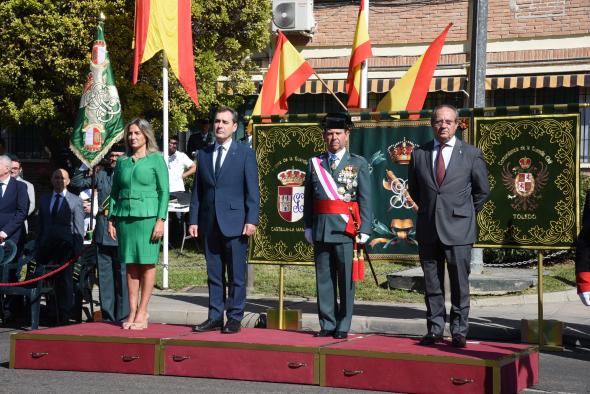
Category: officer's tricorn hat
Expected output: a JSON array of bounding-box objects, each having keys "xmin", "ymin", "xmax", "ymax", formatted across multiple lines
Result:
[{"xmin": 321, "ymin": 112, "xmax": 354, "ymax": 131}]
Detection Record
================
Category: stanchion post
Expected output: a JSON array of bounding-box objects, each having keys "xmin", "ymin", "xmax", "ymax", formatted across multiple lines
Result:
[
  {"xmin": 537, "ymin": 250, "xmax": 544, "ymax": 348},
  {"xmin": 278, "ymin": 265, "xmax": 285, "ymax": 330}
]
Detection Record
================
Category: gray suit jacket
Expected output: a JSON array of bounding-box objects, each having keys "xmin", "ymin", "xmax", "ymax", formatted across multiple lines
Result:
[
  {"xmin": 37, "ymin": 191, "xmax": 85, "ymax": 255},
  {"xmin": 408, "ymin": 138, "xmax": 489, "ymax": 246}
]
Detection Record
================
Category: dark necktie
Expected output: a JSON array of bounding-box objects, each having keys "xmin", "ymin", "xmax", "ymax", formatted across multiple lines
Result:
[
  {"xmin": 436, "ymin": 144, "xmax": 447, "ymax": 186},
  {"xmin": 51, "ymin": 193, "xmax": 61, "ymax": 219},
  {"xmin": 214, "ymin": 146, "xmax": 223, "ymax": 178},
  {"xmin": 0, "ymin": 182, "xmax": 4, "ymax": 198}
]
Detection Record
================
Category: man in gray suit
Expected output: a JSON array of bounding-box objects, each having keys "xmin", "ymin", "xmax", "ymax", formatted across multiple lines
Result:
[
  {"xmin": 37, "ymin": 168, "xmax": 85, "ymax": 324},
  {"xmin": 304, "ymin": 113, "xmax": 372, "ymax": 339},
  {"xmin": 408, "ymin": 104, "xmax": 489, "ymax": 348}
]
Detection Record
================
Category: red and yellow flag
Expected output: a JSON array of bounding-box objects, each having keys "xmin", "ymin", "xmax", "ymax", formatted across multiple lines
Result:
[
  {"xmin": 133, "ymin": 0, "xmax": 199, "ymax": 106},
  {"xmin": 251, "ymin": 31, "xmax": 315, "ymax": 118},
  {"xmin": 376, "ymin": 23, "xmax": 453, "ymax": 113},
  {"xmin": 346, "ymin": 0, "xmax": 373, "ymax": 109}
]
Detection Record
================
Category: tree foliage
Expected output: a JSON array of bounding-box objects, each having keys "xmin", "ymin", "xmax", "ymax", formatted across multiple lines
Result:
[{"xmin": 0, "ymin": 0, "xmax": 271, "ymax": 137}]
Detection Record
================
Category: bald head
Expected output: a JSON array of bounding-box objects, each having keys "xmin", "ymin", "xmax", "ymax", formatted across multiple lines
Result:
[{"xmin": 51, "ymin": 168, "xmax": 70, "ymax": 193}]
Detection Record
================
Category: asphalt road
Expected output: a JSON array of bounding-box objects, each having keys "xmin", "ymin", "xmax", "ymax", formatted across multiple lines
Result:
[{"xmin": 1, "ymin": 326, "xmax": 589, "ymax": 393}]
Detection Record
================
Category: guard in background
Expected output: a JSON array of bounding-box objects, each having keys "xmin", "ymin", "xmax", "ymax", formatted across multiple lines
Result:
[{"xmin": 303, "ymin": 113, "xmax": 373, "ymax": 339}]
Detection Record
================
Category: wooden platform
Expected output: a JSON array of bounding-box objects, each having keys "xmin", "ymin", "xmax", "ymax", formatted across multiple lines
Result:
[{"xmin": 10, "ymin": 323, "xmax": 538, "ymax": 393}]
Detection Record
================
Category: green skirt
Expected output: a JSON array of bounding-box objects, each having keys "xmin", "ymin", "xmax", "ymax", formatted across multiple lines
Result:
[{"xmin": 116, "ymin": 216, "xmax": 160, "ymax": 264}]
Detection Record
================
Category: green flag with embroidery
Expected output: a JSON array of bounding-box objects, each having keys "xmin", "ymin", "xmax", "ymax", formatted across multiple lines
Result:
[{"xmin": 70, "ymin": 21, "xmax": 124, "ymax": 167}]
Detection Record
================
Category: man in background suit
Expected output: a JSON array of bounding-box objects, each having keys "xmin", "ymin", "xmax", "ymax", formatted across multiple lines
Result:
[
  {"xmin": 303, "ymin": 113, "xmax": 373, "ymax": 339},
  {"xmin": 186, "ymin": 118, "xmax": 214, "ymax": 159},
  {"xmin": 189, "ymin": 106, "xmax": 260, "ymax": 334},
  {"xmin": 37, "ymin": 169, "xmax": 85, "ymax": 324},
  {"xmin": 71, "ymin": 145, "xmax": 129, "ymax": 323},
  {"xmin": 0, "ymin": 155, "xmax": 29, "ymax": 245},
  {"xmin": 408, "ymin": 104, "xmax": 490, "ymax": 348}
]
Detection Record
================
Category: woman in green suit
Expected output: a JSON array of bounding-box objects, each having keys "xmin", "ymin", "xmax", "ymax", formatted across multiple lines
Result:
[{"xmin": 107, "ymin": 118, "xmax": 169, "ymax": 330}]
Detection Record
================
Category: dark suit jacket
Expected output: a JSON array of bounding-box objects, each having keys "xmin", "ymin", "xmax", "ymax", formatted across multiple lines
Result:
[
  {"xmin": 189, "ymin": 140, "xmax": 260, "ymax": 237},
  {"xmin": 408, "ymin": 138, "xmax": 489, "ymax": 246},
  {"xmin": 575, "ymin": 189, "xmax": 590, "ymax": 292},
  {"xmin": 303, "ymin": 151, "xmax": 373, "ymax": 243},
  {"xmin": 0, "ymin": 177, "xmax": 30, "ymax": 243},
  {"xmin": 37, "ymin": 191, "xmax": 85, "ymax": 256},
  {"xmin": 71, "ymin": 167, "xmax": 117, "ymax": 246}
]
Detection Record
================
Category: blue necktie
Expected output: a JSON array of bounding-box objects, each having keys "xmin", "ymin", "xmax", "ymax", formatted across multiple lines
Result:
[
  {"xmin": 329, "ymin": 153, "xmax": 338, "ymax": 171},
  {"xmin": 214, "ymin": 146, "xmax": 223, "ymax": 178},
  {"xmin": 51, "ymin": 194, "xmax": 61, "ymax": 219}
]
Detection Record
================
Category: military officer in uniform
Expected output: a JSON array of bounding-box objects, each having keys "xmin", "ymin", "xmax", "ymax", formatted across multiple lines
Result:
[{"xmin": 303, "ymin": 113, "xmax": 373, "ymax": 339}]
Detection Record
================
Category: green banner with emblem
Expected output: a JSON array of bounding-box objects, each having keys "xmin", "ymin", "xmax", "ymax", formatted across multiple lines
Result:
[
  {"xmin": 249, "ymin": 123, "xmax": 324, "ymax": 265},
  {"xmin": 349, "ymin": 119, "xmax": 442, "ymax": 261},
  {"xmin": 70, "ymin": 21, "xmax": 124, "ymax": 168},
  {"xmin": 473, "ymin": 114, "xmax": 580, "ymax": 249}
]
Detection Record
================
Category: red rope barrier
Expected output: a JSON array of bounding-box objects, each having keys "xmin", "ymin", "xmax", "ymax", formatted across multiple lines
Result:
[{"xmin": 0, "ymin": 246, "xmax": 92, "ymax": 287}]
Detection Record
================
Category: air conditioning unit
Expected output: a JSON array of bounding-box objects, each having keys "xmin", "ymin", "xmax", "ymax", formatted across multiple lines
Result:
[{"xmin": 272, "ymin": 0, "xmax": 315, "ymax": 33}]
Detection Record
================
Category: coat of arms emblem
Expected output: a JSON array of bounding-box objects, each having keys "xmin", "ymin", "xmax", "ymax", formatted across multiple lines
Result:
[
  {"xmin": 277, "ymin": 169, "xmax": 306, "ymax": 222},
  {"xmin": 502, "ymin": 156, "xmax": 548, "ymax": 211}
]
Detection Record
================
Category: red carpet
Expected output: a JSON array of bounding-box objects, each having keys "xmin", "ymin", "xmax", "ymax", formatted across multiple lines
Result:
[{"xmin": 10, "ymin": 323, "xmax": 538, "ymax": 393}]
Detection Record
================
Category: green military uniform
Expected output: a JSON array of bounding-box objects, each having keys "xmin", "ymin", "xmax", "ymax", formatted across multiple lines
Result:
[{"xmin": 304, "ymin": 150, "xmax": 372, "ymax": 333}]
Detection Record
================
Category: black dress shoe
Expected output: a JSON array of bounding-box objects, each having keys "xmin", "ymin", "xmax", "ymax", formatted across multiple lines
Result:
[
  {"xmin": 193, "ymin": 319, "xmax": 223, "ymax": 332},
  {"xmin": 333, "ymin": 331, "xmax": 348, "ymax": 339},
  {"xmin": 221, "ymin": 319, "xmax": 241, "ymax": 334},
  {"xmin": 419, "ymin": 333, "xmax": 444, "ymax": 346},
  {"xmin": 314, "ymin": 329, "xmax": 334, "ymax": 337},
  {"xmin": 451, "ymin": 334, "xmax": 467, "ymax": 348}
]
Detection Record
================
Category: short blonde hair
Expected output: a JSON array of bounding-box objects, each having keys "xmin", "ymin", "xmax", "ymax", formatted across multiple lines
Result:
[{"xmin": 124, "ymin": 118, "xmax": 159, "ymax": 155}]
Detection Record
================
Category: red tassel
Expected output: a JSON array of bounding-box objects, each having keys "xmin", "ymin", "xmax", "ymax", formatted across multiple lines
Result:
[
  {"xmin": 358, "ymin": 248, "xmax": 365, "ymax": 281},
  {"xmin": 352, "ymin": 248, "xmax": 359, "ymax": 282}
]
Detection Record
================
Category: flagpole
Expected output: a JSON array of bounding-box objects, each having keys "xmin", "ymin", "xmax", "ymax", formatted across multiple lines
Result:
[
  {"xmin": 162, "ymin": 56, "xmax": 170, "ymax": 290},
  {"xmin": 360, "ymin": 0, "xmax": 369, "ymax": 109},
  {"xmin": 313, "ymin": 72, "xmax": 348, "ymax": 112}
]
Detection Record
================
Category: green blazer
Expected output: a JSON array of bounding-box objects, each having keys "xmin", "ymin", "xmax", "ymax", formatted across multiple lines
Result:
[
  {"xmin": 109, "ymin": 153, "xmax": 169, "ymax": 219},
  {"xmin": 304, "ymin": 151, "xmax": 373, "ymax": 243}
]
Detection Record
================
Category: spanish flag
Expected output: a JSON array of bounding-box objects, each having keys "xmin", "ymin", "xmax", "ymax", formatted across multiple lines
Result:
[
  {"xmin": 251, "ymin": 31, "xmax": 315, "ymax": 117},
  {"xmin": 376, "ymin": 23, "xmax": 452, "ymax": 113},
  {"xmin": 346, "ymin": 0, "xmax": 372, "ymax": 109},
  {"xmin": 133, "ymin": 0, "xmax": 199, "ymax": 107}
]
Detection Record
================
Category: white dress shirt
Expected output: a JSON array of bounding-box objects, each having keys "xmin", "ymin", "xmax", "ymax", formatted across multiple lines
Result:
[
  {"xmin": 432, "ymin": 136, "xmax": 457, "ymax": 171},
  {"xmin": 212, "ymin": 138, "xmax": 233, "ymax": 170}
]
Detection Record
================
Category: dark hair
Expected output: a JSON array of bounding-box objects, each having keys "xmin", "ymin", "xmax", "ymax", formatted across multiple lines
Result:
[
  {"xmin": 430, "ymin": 104, "xmax": 459, "ymax": 125},
  {"xmin": 216, "ymin": 106, "xmax": 238, "ymax": 124},
  {"xmin": 169, "ymin": 135, "xmax": 179, "ymax": 142}
]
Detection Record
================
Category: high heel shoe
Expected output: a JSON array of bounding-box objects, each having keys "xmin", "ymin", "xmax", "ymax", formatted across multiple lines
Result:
[
  {"xmin": 122, "ymin": 321, "xmax": 134, "ymax": 330},
  {"xmin": 130, "ymin": 314, "xmax": 149, "ymax": 330}
]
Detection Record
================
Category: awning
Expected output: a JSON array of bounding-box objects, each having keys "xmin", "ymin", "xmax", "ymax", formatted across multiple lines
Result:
[
  {"xmin": 219, "ymin": 73, "xmax": 590, "ymax": 94},
  {"xmin": 292, "ymin": 74, "xmax": 590, "ymax": 94}
]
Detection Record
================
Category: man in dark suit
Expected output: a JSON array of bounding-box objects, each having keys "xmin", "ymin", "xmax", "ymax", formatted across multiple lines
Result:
[
  {"xmin": 189, "ymin": 107, "xmax": 260, "ymax": 334},
  {"xmin": 0, "ymin": 155, "xmax": 29, "ymax": 245},
  {"xmin": 186, "ymin": 118, "xmax": 214, "ymax": 158},
  {"xmin": 303, "ymin": 113, "xmax": 373, "ymax": 339},
  {"xmin": 37, "ymin": 168, "xmax": 85, "ymax": 324},
  {"xmin": 575, "ymin": 188, "xmax": 590, "ymax": 306},
  {"xmin": 71, "ymin": 145, "xmax": 129, "ymax": 322},
  {"xmin": 408, "ymin": 104, "xmax": 490, "ymax": 348}
]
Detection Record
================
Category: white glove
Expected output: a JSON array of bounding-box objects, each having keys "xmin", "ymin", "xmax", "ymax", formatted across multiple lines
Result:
[
  {"xmin": 79, "ymin": 163, "xmax": 89, "ymax": 171},
  {"xmin": 356, "ymin": 233, "xmax": 370, "ymax": 244},
  {"xmin": 579, "ymin": 292, "xmax": 590, "ymax": 306},
  {"xmin": 304, "ymin": 228, "xmax": 313, "ymax": 244}
]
